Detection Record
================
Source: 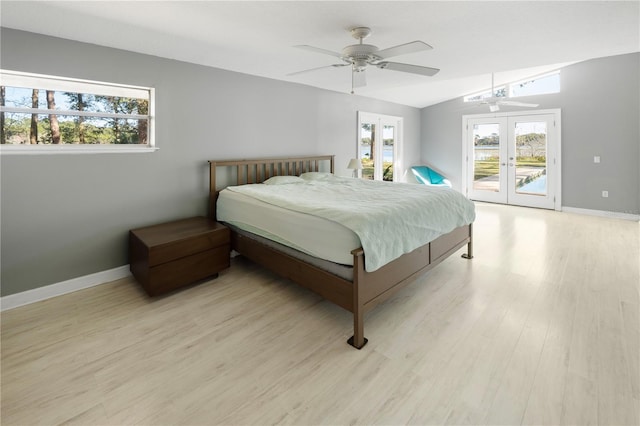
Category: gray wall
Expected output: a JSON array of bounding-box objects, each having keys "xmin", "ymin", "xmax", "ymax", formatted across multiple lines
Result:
[
  {"xmin": 0, "ymin": 28, "xmax": 421, "ymax": 296},
  {"xmin": 421, "ymin": 53, "xmax": 640, "ymax": 215}
]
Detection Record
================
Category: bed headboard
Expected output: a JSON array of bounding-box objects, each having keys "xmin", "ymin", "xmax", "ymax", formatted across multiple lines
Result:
[{"xmin": 208, "ymin": 155, "xmax": 335, "ymax": 219}]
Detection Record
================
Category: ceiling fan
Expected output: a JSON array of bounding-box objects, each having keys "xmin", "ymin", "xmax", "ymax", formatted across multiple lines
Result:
[
  {"xmin": 288, "ymin": 27, "xmax": 439, "ymax": 93},
  {"xmin": 470, "ymin": 73, "xmax": 539, "ymax": 112}
]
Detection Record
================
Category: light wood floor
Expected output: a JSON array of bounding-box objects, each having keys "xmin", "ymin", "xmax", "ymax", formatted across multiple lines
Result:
[{"xmin": 2, "ymin": 204, "xmax": 639, "ymax": 425}]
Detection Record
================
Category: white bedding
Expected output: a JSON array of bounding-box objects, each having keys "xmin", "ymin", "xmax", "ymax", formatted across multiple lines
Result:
[
  {"xmin": 218, "ymin": 175, "xmax": 476, "ymax": 272},
  {"xmin": 217, "ymin": 190, "xmax": 361, "ymax": 265}
]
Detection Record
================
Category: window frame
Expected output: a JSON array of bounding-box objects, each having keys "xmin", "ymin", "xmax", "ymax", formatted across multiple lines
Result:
[{"xmin": 0, "ymin": 70, "xmax": 156, "ymax": 154}]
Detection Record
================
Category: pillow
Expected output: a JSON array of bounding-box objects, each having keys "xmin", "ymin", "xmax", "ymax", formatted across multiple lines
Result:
[
  {"xmin": 263, "ymin": 175, "xmax": 305, "ymax": 185},
  {"xmin": 299, "ymin": 172, "xmax": 333, "ymax": 181}
]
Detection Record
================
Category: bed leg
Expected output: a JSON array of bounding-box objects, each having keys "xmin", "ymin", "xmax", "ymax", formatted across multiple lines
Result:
[
  {"xmin": 348, "ymin": 250, "xmax": 368, "ymax": 349},
  {"xmin": 348, "ymin": 310, "xmax": 368, "ymax": 349},
  {"xmin": 461, "ymin": 224, "xmax": 474, "ymax": 259}
]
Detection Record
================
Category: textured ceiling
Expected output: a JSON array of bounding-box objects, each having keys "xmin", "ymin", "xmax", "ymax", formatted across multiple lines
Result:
[{"xmin": 1, "ymin": 1, "xmax": 638, "ymax": 107}]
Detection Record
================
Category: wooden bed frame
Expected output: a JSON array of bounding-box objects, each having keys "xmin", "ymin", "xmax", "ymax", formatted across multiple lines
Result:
[{"xmin": 208, "ymin": 155, "xmax": 473, "ymax": 349}]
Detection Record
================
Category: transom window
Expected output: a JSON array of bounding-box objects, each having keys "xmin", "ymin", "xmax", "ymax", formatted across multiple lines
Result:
[
  {"xmin": 464, "ymin": 70, "xmax": 560, "ymax": 102},
  {"xmin": 0, "ymin": 70, "xmax": 155, "ymax": 153},
  {"xmin": 465, "ymin": 85, "xmax": 507, "ymax": 102},
  {"xmin": 508, "ymin": 71, "xmax": 560, "ymax": 97}
]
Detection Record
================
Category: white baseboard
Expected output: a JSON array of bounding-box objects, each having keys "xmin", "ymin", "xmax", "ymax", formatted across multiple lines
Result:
[
  {"xmin": 1, "ymin": 265, "xmax": 131, "ymax": 312},
  {"xmin": 562, "ymin": 206, "xmax": 640, "ymax": 222}
]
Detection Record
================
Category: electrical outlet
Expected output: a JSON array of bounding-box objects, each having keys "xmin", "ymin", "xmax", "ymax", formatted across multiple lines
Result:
[
  {"xmin": 602, "ymin": 190, "xmax": 609, "ymax": 198},
  {"xmin": 594, "ymin": 156, "xmax": 601, "ymax": 163}
]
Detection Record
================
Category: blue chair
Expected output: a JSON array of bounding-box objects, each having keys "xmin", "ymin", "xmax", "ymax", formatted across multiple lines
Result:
[{"xmin": 411, "ymin": 166, "xmax": 452, "ymax": 187}]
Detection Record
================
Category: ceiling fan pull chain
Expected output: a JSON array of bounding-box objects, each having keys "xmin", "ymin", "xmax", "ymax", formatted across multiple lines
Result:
[{"xmin": 351, "ymin": 69, "xmax": 355, "ymax": 94}]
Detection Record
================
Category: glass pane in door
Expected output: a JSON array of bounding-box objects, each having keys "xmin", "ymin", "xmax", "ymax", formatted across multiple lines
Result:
[
  {"xmin": 514, "ymin": 121, "xmax": 547, "ymax": 196},
  {"xmin": 472, "ymin": 123, "xmax": 501, "ymax": 192},
  {"xmin": 360, "ymin": 121, "xmax": 375, "ymax": 180},
  {"xmin": 382, "ymin": 125, "xmax": 395, "ymax": 181}
]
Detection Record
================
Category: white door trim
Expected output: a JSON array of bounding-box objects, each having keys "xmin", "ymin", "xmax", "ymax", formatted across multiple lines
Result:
[{"xmin": 462, "ymin": 108, "xmax": 562, "ymax": 211}]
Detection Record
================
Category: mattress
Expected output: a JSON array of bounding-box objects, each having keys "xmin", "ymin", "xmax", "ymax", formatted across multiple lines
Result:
[
  {"xmin": 217, "ymin": 189, "xmax": 361, "ymax": 265},
  {"xmin": 227, "ymin": 224, "xmax": 354, "ymax": 281}
]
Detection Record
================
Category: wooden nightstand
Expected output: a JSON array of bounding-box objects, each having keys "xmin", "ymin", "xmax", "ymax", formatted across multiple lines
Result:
[{"xmin": 129, "ymin": 217, "xmax": 230, "ymax": 296}]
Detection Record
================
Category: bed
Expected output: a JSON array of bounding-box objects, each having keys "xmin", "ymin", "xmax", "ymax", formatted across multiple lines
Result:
[{"xmin": 208, "ymin": 155, "xmax": 474, "ymax": 349}]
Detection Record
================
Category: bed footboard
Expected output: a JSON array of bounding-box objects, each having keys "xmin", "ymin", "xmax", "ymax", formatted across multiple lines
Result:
[{"xmin": 348, "ymin": 223, "xmax": 473, "ymax": 349}]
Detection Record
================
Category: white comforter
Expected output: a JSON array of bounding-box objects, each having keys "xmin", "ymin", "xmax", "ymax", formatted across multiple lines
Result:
[{"xmin": 223, "ymin": 176, "xmax": 475, "ymax": 272}]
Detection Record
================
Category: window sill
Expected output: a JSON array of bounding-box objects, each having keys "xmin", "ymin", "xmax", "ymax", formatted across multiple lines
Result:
[{"xmin": 0, "ymin": 145, "xmax": 159, "ymax": 155}]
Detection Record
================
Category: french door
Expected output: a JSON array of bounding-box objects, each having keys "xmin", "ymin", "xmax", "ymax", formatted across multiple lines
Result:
[
  {"xmin": 358, "ymin": 112, "xmax": 402, "ymax": 182},
  {"xmin": 464, "ymin": 111, "xmax": 561, "ymax": 210}
]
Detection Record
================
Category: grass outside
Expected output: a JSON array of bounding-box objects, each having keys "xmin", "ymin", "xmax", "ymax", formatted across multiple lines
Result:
[{"xmin": 361, "ymin": 159, "xmax": 393, "ymax": 181}]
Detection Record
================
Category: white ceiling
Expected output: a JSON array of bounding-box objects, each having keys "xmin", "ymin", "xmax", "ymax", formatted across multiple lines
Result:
[{"xmin": 1, "ymin": 1, "xmax": 639, "ymax": 108}]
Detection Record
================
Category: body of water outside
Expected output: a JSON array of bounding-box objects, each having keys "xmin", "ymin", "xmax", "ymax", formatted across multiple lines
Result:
[
  {"xmin": 360, "ymin": 145, "xmax": 394, "ymax": 162},
  {"xmin": 474, "ymin": 146, "xmax": 498, "ymax": 160}
]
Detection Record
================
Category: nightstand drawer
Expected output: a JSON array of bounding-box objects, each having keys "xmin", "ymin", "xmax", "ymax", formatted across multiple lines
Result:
[
  {"xmin": 148, "ymin": 228, "xmax": 229, "ymax": 266},
  {"xmin": 129, "ymin": 217, "xmax": 231, "ymax": 296},
  {"xmin": 147, "ymin": 245, "xmax": 230, "ymax": 295}
]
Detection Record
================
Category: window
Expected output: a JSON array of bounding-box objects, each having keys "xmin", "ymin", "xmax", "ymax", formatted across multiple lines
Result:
[
  {"xmin": 509, "ymin": 71, "xmax": 560, "ymax": 98},
  {"xmin": 358, "ymin": 112, "xmax": 403, "ymax": 182},
  {"xmin": 464, "ymin": 85, "xmax": 507, "ymax": 102},
  {"xmin": 464, "ymin": 70, "xmax": 560, "ymax": 103},
  {"xmin": 0, "ymin": 70, "xmax": 155, "ymax": 153}
]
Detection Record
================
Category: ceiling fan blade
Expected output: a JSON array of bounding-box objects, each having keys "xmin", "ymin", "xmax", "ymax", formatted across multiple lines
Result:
[
  {"xmin": 376, "ymin": 41, "xmax": 433, "ymax": 60},
  {"xmin": 376, "ymin": 61, "xmax": 440, "ymax": 77},
  {"xmin": 353, "ymin": 70, "xmax": 367, "ymax": 88},
  {"xmin": 466, "ymin": 99, "xmax": 490, "ymax": 105},
  {"xmin": 498, "ymin": 100, "xmax": 539, "ymax": 108},
  {"xmin": 287, "ymin": 63, "xmax": 349, "ymax": 76},
  {"xmin": 294, "ymin": 45, "xmax": 344, "ymax": 59}
]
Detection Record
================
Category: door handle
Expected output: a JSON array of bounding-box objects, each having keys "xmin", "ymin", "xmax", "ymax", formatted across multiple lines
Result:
[{"xmin": 509, "ymin": 163, "xmax": 514, "ymax": 167}]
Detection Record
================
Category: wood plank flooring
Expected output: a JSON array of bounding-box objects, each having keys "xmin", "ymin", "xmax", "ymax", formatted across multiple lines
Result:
[{"xmin": 2, "ymin": 203, "xmax": 639, "ymax": 425}]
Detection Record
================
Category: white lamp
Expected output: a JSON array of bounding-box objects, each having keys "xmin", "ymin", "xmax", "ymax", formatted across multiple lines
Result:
[{"xmin": 347, "ymin": 158, "xmax": 363, "ymax": 178}]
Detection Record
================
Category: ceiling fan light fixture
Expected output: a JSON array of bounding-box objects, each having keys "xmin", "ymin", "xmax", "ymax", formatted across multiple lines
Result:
[{"xmin": 352, "ymin": 59, "xmax": 368, "ymax": 72}]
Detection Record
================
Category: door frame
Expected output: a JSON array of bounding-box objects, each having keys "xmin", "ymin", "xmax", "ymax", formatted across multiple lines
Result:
[{"xmin": 461, "ymin": 108, "xmax": 562, "ymax": 211}]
